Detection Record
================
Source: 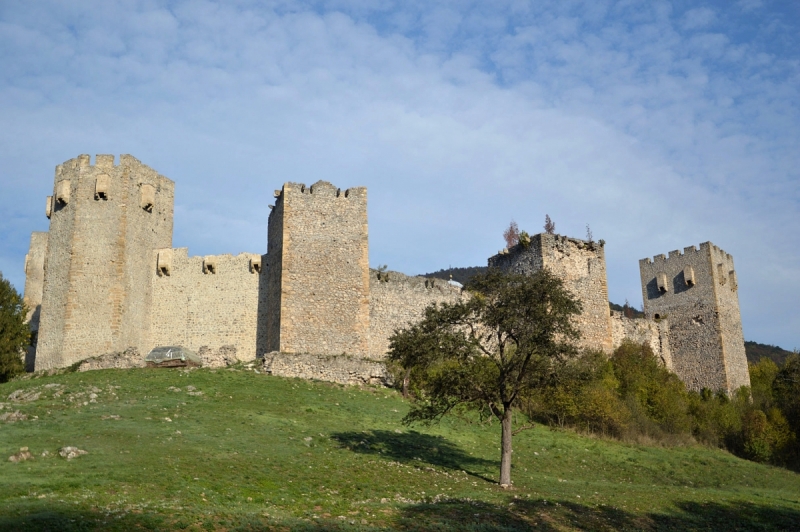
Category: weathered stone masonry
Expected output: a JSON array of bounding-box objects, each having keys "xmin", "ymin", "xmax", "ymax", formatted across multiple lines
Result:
[
  {"xmin": 23, "ymin": 154, "xmax": 750, "ymax": 393},
  {"xmin": 640, "ymin": 243, "xmax": 749, "ymax": 394}
]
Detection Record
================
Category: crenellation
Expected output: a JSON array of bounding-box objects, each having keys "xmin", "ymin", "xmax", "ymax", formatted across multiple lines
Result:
[{"xmin": 95, "ymin": 154, "xmax": 115, "ymax": 168}]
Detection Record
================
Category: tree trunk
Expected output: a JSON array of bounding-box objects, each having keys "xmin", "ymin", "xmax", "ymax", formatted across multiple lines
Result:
[
  {"xmin": 402, "ymin": 368, "xmax": 411, "ymax": 398},
  {"xmin": 499, "ymin": 404, "xmax": 513, "ymax": 487}
]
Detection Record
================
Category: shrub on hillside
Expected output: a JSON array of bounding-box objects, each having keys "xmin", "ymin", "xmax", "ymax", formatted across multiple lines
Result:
[{"xmin": 0, "ymin": 271, "xmax": 28, "ymax": 382}]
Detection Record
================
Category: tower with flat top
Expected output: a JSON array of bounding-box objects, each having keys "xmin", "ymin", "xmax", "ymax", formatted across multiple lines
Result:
[
  {"xmin": 265, "ymin": 181, "xmax": 370, "ymax": 356},
  {"xmin": 639, "ymin": 242, "xmax": 749, "ymax": 394}
]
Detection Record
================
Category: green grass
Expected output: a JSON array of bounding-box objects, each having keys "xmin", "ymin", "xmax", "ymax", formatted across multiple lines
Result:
[{"xmin": 1, "ymin": 366, "xmax": 799, "ymax": 531}]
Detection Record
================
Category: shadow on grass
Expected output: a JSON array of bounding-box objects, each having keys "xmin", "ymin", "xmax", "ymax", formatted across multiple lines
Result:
[
  {"xmin": 330, "ymin": 429, "xmax": 496, "ymax": 481},
  {"xmin": 2, "ymin": 498, "xmax": 800, "ymax": 531}
]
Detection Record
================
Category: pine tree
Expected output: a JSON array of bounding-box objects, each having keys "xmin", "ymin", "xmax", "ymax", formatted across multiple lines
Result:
[{"xmin": 0, "ymin": 272, "xmax": 28, "ymax": 382}]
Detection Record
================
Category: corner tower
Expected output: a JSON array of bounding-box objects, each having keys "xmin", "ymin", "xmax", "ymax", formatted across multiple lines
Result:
[
  {"xmin": 265, "ymin": 181, "xmax": 369, "ymax": 356},
  {"xmin": 488, "ymin": 233, "xmax": 613, "ymax": 353},
  {"xmin": 639, "ymin": 242, "xmax": 749, "ymax": 394},
  {"xmin": 34, "ymin": 155, "xmax": 174, "ymax": 369}
]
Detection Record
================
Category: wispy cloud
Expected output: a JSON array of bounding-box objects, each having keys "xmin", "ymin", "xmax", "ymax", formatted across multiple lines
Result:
[{"xmin": 0, "ymin": 0, "xmax": 797, "ymax": 348}]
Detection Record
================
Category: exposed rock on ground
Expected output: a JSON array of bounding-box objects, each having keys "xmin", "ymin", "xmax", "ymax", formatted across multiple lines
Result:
[
  {"xmin": 8, "ymin": 447, "xmax": 33, "ymax": 462},
  {"xmin": 0, "ymin": 410, "xmax": 28, "ymax": 423},
  {"xmin": 58, "ymin": 446, "xmax": 88, "ymax": 460}
]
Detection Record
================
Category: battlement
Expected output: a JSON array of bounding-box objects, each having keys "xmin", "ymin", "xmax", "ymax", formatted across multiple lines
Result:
[
  {"xmin": 640, "ymin": 242, "xmax": 735, "ymax": 266},
  {"xmin": 53, "ymin": 154, "xmax": 173, "ymax": 186},
  {"xmin": 274, "ymin": 181, "xmax": 367, "ymax": 203},
  {"xmin": 489, "ymin": 233, "xmax": 603, "ymax": 264}
]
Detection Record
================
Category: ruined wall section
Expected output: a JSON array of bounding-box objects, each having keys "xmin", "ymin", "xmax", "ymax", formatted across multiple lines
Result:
[
  {"xmin": 609, "ymin": 312, "xmax": 671, "ymax": 368},
  {"xmin": 149, "ymin": 249, "xmax": 261, "ymax": 361},
  {"xmin": 267, "ymin": 181, "xmax": 370, "ymax": 356},
  {"xmin": 368, "ymin": 270, "xmax": 463, "ymax": 358},
  {"xmin": 640, "ymin": 242, "xmax": 749, "ymax": 393},
  {"xmin": 35, "ymin": 154, "xmax": 174, "ymax": 370},
  {"xmin": 23, "ymin": 232, "xmax": 49, "ymax": 329},
  {"xmin": 488, "ymin": 233, "xmax": 613, "ymax": 353}
]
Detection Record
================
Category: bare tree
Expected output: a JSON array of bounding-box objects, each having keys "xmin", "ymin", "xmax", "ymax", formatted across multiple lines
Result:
[
  {"xmin": 585, "ymin": 224, "xmax": 593, "ymax": 243},
  {"xmin": 544, "ymin": 215, "xmax": 555, "ymax": 235},
  {"xmin": 503, "ymin": 220, "xmax": 520, "ymax": 248}
]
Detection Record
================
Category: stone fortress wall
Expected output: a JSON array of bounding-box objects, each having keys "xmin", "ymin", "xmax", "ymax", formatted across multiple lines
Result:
[
  {"xmin": 639, "ymin": 243, "xmax": 749, "ymax": 394},
  {"xmin": 23, "ymin": 154, "xmax": 750, "ymax": 393},
  {"xmin": 368, "ymin": 269, "xmax": 463, "ymax": 357},
  {"xmin": 148, "ymin": 248, "xmax": 263, "ymax": 361}
]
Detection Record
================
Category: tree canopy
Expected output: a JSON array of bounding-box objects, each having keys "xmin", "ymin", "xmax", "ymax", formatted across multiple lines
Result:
[
  {"xmin": 387, "ymin": 268, "xmax": 582, "ymax": 486},
  {"xmin": 0, "ymin": 271, "xmax": 28, "ymax": 382}
]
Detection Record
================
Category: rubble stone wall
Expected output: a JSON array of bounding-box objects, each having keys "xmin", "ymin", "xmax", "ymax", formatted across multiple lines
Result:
[
  {"xmin": 368, "ymin": 270, "xmax": 463, "ymax": 358},
  {"xmin": 609, "ymin": 311, "xmax": 671, "ymax": 367},
  {"xmin": 149, "ymin": 248, "xmax": 261, "ymax": 361}
]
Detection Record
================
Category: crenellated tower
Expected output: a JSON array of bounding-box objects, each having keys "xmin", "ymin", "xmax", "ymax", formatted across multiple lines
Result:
[
  {"xmin": 639, "ymin": 242, "xmax": 749, "ymax": 394},
  {"xmin": 265, "ymin": 181, "xmax": 370, "ymax": 356},
  {"xmin": 34, "ymin": 154, "xmax": 174, "ymax": 369}
]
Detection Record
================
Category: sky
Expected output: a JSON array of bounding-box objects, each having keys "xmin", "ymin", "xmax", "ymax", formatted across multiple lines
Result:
[{"xmin": 0, "ymin": 0, "xmax": 798, "ymax": 350}]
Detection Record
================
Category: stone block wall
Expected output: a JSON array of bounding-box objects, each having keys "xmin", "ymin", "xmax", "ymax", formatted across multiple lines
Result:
[
  {"xmin": 609, "ymin": 311, "xmax": 671, "ymax": 367},
  {"xmin": 266, "ymin": 181, "xmax": 370, "ymax": 356},
  {"xmin": 368, "ymin": 270, "xmax": 463, "ymax": 358},
  {"xmin": 35, "ymin": 154, "xmax": 174, "ymax": 370},
  {"xmin": 639, "ymin": 242, "xmax": 749, "ymax": 393},
  {"xmin": 149, "ymin": 248, "xmax": 262, "ymax": 361},
  {"xmin": 23, "ymin": 232, "xmax": 48, "ymax": 329},
  {"xmin": 488, "ymin": 233, "xmax": 613, "ymax": 353}
]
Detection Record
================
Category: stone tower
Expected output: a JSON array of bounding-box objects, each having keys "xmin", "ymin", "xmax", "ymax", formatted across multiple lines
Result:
[
  {"xmin": 488, "ymin": 233, "xmax": 613, "ymax": 353},
  {"xmin": 265, "ymin": 181, "xmax": 370, "ymax": 356},
  {"xmin": 34, "ymin": 155, "xmax": 174, "ymax": 370},
  {"xmin": 639, "ymin": 242, "xmax": 749, "ymax": 394}
]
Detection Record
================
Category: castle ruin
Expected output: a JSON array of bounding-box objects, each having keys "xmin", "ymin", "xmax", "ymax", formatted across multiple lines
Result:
[{"xmin": 22, "ymin": 154, "xmax": 750, "ymax": 393}]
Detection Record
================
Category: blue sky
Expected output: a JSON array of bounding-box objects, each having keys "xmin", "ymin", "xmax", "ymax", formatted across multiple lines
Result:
[{"xmin": 1, "ymin": 0, "xmax": 798, "ymax": 349}]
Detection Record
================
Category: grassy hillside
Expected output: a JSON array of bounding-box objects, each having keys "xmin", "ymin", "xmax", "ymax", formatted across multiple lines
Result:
[{"xmin": 1, "ymin": 367, "xmax": 799, "ymax": 531}]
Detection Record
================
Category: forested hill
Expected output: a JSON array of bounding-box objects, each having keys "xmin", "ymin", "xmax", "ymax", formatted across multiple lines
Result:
[
  {"xmin": 421, "ymin": 266, "xmax": 487, "ymax": 285},
  {"xmin": 745, "ymin": 341, "xmax": 796, "ymax": 365}
]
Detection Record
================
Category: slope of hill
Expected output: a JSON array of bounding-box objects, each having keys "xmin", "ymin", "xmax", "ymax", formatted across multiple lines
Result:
[
  {"xmin": 745, "ymin": 341, "xmax": 796, "ymax": 365},
  {"xmin": 1, "ymin": 367, "xmax": 799, "ymax": 531}
]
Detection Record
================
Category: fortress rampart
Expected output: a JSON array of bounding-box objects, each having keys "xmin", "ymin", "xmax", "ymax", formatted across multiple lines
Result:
[
  {"xmin": 368, "ymin": 269, "xmax": 463, "ymax": 358},
  {"xmin": 149, "ymin": 248, "xmax": 263, "ymax": 361},
  {"xmin": 22, "ymin": 155, "xmax": 750, "ymax": 394}
]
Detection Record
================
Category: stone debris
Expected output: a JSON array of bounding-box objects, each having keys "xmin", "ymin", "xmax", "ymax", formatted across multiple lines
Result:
[
  {"xmin": 167, "ymin": 386, "xmax": 182, "ymax": 393},
  {"xmin": 9, "ymin": 447, "xmax": 33, "ymax": 463},
  {"xmin": 59, "ymin": 446, "xmax": 88, "ymax": 460},
  {"xmin": 101, "ymin": 414, "xmax": 121, "ymax": 420},
  {"xmin": 8, "ymin": 389, "xmax": 41, "ymax": 403},
  {"xmin": 0, "ymin": 410, "xmax": 28, "ymax": 423},
  {"xmin": 198, "ymin": 345, "xmax": 238, "ymax": 368},
  {"xmin": 77, "ymin": 347, "xmax": 145, "ymax": 372}
]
